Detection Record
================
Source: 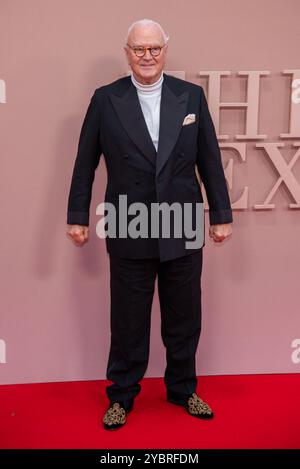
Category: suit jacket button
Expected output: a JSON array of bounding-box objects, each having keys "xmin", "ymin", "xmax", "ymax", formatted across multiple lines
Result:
[
  {"xmin": 135, "ymin": 180, "xmax": 140, "ymax": 185},
  {"xmin": 179, "ymin": 151, "xmax": 185, "ymax": 157},
  {"xmin": 123, "ymin": 153, "xmax": 129, "ymax": 159}
]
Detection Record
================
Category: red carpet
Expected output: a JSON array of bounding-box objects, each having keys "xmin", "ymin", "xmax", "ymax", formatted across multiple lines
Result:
[{"xmin": 0, "ymin": 374, "xmax": 299, "ymax": 449}]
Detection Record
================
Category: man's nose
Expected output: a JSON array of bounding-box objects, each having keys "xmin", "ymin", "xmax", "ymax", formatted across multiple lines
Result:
[{"xmin": 144, "ymin": 49, "xmax": 153, "ymax": 59}]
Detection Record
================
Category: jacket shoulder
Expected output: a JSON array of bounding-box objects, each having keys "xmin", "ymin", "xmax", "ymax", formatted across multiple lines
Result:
[
  {"xmin": 92, "ymin": 75, "xmax": 131, "ymax": 98},
  {"xmin": 163, "ymin": 73, "xmax": 203, "ymax": 96}
]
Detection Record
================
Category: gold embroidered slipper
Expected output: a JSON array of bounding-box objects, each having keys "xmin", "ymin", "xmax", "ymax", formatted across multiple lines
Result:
[
  {"xmin": 167, "ymin": 392, "xmax": 214, "ymax": 419},
  {"xmin": 102, "ymin": 401, "xmax": 133, "ymax": 431}
]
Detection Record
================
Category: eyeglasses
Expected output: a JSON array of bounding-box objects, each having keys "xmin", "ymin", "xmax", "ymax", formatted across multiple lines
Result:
[{"xmin": 126, "ymin": 43, "xmax": 166, "ymax": 57}]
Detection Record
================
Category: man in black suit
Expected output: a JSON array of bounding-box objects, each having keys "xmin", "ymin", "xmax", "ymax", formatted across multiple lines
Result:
[{"xmin": 66, "ymin": 18, "xmax": 233, "ymax": 430}]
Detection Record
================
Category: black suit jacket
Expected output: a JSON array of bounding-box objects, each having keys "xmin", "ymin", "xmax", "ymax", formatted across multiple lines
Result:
[{"xmin": 67, "ymin": 72, "xmax": 233, "ymax": 261}]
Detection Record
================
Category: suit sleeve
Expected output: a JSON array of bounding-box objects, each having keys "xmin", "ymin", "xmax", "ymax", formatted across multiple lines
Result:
[
  {"xmin": 67, "ymin": 90, "xmax": 102, "ymax": 226},
  {"xmin": 196, "ymin": 87, "xmax": 233, "ymax": 225}
]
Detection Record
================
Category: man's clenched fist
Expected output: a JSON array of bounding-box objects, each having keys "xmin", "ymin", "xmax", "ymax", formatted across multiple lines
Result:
[
  {"xmin": 209, "ymin": 223, "xmax": 232, "ymax": 243},
  {"xmin": 66, "ymin": 225, "xmax": 89, "ymax": 246}
]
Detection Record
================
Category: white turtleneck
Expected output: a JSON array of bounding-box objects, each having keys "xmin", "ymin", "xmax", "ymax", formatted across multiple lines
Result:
[{"xmin": 131, "ymin": 71, "xmax": 164, "ymax": 152}]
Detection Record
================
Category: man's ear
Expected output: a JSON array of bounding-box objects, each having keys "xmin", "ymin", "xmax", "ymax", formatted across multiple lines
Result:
[
  {"xmin": 123, "ymin": 47, "xmax": 130, "ymax": 65},
  {"xmin": 124, "ymin": 46, "xmax": 130, "ymax": 60}
]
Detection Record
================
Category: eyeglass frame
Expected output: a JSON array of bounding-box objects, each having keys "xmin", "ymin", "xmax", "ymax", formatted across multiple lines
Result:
[{"xmin": 126, "ymin": 43, "xmax": 167, "ymax": 57}]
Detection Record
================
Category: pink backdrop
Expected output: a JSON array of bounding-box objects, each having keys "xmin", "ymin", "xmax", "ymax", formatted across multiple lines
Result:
[{"xmin": 1, "ymin": 0, "xmax": 300, "ymax": 384}]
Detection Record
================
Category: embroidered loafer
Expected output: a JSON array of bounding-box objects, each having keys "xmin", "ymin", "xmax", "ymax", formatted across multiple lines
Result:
[
  {"xmin": 167, "ymin": 391, "xmax": 214, "ymax": 419},
  {"xmin": 102, "ymin": 399, "xmax": 134, "ymax": 431}
]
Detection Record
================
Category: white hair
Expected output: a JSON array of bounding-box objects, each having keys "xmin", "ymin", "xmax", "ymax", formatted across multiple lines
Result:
[{"xmin": 125, "ymin": 18, "xmax": 170, "ymax": 45}]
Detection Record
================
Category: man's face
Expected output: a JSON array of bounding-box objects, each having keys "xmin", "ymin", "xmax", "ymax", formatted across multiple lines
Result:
[{"xmin": 124, "ymin": 26, "xmax": 168, "ymax": 85}]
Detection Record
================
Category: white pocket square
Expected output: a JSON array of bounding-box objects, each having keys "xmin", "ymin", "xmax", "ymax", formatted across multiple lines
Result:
[{"xmin": 182, "ymin": 113, "xmax": 196, "ymax": 126}]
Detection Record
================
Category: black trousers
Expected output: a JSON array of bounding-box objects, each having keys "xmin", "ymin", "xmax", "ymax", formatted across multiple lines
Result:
[{"xmin": 105, "ymin": 249, "xmax": 203, "ymax": 405}]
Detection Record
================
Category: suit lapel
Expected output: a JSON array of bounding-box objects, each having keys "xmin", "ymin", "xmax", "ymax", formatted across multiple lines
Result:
[
  {"xmin": 156, "ymin": 77, "xmax": 189, "ymax": 177},
  {"xmin": 109, "ymin": 83, "xmax": 157, "ymax": 167},
  {"xmin": 109, "ymin": 73, "xmax": 189, "ymax": 175}
]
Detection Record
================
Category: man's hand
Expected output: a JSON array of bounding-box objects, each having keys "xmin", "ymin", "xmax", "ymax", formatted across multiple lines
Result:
[
  {"xmin": 66, "ymin": 224, "xmax": 89, "ymax": 246},
  {"xmin": 209, "ymin": 223, "xmax": 232, "ymax": 243}
]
